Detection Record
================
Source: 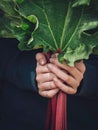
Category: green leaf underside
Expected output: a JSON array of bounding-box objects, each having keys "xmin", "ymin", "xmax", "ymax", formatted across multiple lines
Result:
[{"xmin": 0, "ymin": 0, "xmax": 98, "ymax": 66}]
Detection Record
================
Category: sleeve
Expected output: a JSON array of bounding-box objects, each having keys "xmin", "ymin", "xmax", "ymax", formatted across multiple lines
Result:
[
  {"xmin": 76, "ymin": 54, "xmax": 98, "ymax": 99},
  {"xmin": 0, "ymin": 38, "xmax": 40, "ymax": 92}
]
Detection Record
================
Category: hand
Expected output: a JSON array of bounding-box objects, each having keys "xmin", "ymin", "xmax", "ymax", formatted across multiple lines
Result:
[
  {"xmin": 47, "ymin": 54, "xmax": 86, "ymax": 95},
  {"xmin": 36, "ymin": 53, "xmax": 59, "ymax": 98}
]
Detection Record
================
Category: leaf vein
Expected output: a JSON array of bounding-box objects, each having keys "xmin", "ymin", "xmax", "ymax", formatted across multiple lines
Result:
[{"xmin": 62, "ymin": 7, "xmax": 84, "ymax": 51}]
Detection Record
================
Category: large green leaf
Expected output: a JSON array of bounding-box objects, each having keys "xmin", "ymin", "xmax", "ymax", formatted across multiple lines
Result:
[{"xmin": 0, "ymin": 0, "xmax": 98, "ymax": 66}]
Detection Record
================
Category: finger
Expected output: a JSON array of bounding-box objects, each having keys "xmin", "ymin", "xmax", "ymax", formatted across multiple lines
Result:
[
  {"xmin": 53, "ymin": 77, "xmax": 77, "ymax": 95},
  {"xmin": 36, "ymin": 53, "xmax": 47, "ymax": 65},
  {"xmin": 64, "ymin": 66, "xmax": 83, "ymax": 82},
  {"xmin": 39, "ymin": 88, "xmax": 59, "ymax": 98},
  {"xmin": 49, "ymin": 57, "xmax": 76, "ymax": 73},
  {"xmin": 51, "ymin": 53, "xmax": 58, "ymax": 58},
  {"xmin": 75, "ymin": 60, "xmax": 86, "ymax": 73},
  {"xmin": 49, "ymin": 57, "xmax": 68, "ymax": 70},
  {"xmin": 47, "ymin": 64, "xmax": 78, "ymax": 87},
  {"xmin": 49, "ymin": 58, "xmax": 84, "ymax": 82},
  {"xmin": 38, "ymin": 81, "xmax": 57, "ymax": 91},
  {"xmin": 36, "ymin": 72, "xmax": 56, "ymax": 83},
  {"xmin": 66, "ymin": 62, "xmax": 85, "ymax": 82},
  {"xmin": 36, "ymin": 63, "xmax": 49, "ymax": 73}
]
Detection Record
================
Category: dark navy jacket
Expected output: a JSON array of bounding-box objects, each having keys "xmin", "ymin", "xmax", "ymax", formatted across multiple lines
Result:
[{"xmin": 0, "ymin": 38, "xmax": 98, "ymax": 130}]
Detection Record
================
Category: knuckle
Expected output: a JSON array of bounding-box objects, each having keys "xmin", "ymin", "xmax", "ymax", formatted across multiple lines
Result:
[
  {"xmin": 75, "ymin": 81, "xmax": 80, "ymax": 88},
  {"xmin": 36, "ymin": 75, "xmax": 40, "ymax": 82},
  {"xmin": 38, "ymin": 90, "xmax": 42, "ymax": 95},
  {"xmin": 65, "ymin": 87, "xmax": 77, "ymax": 95},
  {"xmin": 73, "ymin": 88, "xmax": 77, "ymax": 94},
  {"xmin": 47, "ymin": 92, "xmax": 54, "ymax": 98},
  {"xmin": 38, "ymin": 84, "xmax": 42, "ymax": 90},
  {"xmin": 38, "ymin": 90, "xmax": 54, "ymax": 98},
  {"xmin": 50, "ymin": 82, "xmax": 55, "ymax": 89},
  {"xmin": 47, "ymin": 73, "xmax": 54, "ymax": 79},
  {"xmin": 81, "ymin": 74, "xmax": 84, "ymax": 80},
  {"xmin": 76, "ymin": 82, "xmax": 80, "ymax": 87},
  {"xmin": 39, "ymin": 91, "xmax": 47, "ymax": 98},
  {"xmin": 45, "ymin": 93, "xmax": 52, "ymax": 98},
  {"xmin": 65, "ymin": 87, "xmax": 70, "ymax": 94},
  {"xmin": 80, "ymin": 74, "xmax": 84, "ymax": 80},
  {"xmin": 83, "ymin": 65, "xmax": 86, "ymax": 73},
  {"xmin": 48, "ymin": 95, "xmax": 53, "ymax": 98},
  {"xmin": 36, "ymin": 67, "xmax": 39, "ymax": 73},
  {"xmin": 65, "ymin": 76, "xmax": 70, "ymax": 83}
]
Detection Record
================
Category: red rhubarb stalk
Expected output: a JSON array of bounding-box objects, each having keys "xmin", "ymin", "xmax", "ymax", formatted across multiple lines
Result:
[
  {"xmin": 45, "ymin": 51, "xmax": 67, "ymax": 130},
  {"xmin": 45, "ymin": 92, "xmax": 67, "ymax": 130}
]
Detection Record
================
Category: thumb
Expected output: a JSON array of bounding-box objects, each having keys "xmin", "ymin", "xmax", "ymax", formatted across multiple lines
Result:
[{"xmin": 36, "ymin": 53, "xmax": 47, "ymax": 65}]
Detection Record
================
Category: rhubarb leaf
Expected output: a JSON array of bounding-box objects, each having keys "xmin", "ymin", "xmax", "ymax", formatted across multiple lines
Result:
[{"xmin": 0, "ymin": 0, "xmax": 98, "ymax": 66}]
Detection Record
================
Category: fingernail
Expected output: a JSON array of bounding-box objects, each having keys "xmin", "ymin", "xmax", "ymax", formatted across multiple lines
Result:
[{"xmin": 39, "ymin": 59, "xmax": 45, "ymax": 65}]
